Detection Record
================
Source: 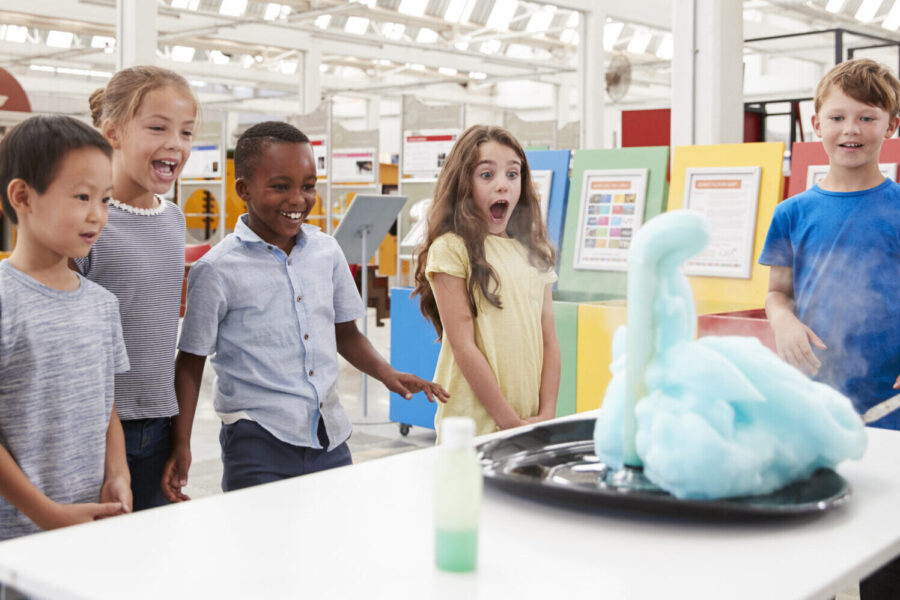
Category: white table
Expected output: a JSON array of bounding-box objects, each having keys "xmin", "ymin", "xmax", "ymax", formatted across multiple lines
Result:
[{"xmin": 0, "ymin": 423, "xmax": 898, "ymax": 600}]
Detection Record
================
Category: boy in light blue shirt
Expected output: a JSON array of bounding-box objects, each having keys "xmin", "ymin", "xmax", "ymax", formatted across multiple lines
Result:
[{"xmin": 168, "ymin": 121, "xmax": 447, "ymax": 496}]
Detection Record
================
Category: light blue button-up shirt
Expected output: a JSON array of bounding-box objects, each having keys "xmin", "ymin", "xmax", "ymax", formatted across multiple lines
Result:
[{"xmin": 178, "ymin": 215, "xmax": 365, "ymax": 449}]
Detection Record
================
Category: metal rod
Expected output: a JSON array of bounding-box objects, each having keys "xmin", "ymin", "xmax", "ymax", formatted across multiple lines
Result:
[{"xmin": 361, "ymin": 226, "xmax": 369, "ymax": 418}]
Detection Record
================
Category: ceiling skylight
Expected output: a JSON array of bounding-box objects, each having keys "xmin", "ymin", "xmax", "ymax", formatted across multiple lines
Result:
[
  {"xmin": 398, "ymin": 0, "xmax": 427, "ymax": 17},
  {"xmin": 345, "ymin": 16, "xmax": 370, "ymax": 35},
  {"xmin": 171, "ymin": 45, "xmax": 196, "ymax": 62},
  {"xmin": 486, "ymin": 0, "xmax": 517, "ymax": 31},
  {"xmin": 46, "ymin": 30, "xmax": 74, "ymax": 48},
  {"xmin": 219, "ymin": 0, "xmax": 247, "ymax": 17}
]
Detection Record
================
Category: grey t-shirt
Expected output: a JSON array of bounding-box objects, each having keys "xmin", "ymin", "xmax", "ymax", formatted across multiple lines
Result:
[{"xmin": 0, "ymin": 260, "xmax": 129, "ymax": 540}]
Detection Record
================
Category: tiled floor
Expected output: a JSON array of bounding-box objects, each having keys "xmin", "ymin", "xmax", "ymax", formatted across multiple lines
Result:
[{"xmin": 181, "ymin": 308, "xmax": 436, "ymax": 501}]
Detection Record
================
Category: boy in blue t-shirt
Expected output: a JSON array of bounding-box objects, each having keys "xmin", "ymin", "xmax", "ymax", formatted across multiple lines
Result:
[
  {"xmin": 760, "ymin": 58, "xmax": 900, "ymax": 431},
  {"xmin": 760, "ymin": 58, "xmax": 900, "ymax": 600},
  {"xmin": 0, "ymin": 115, "xmax": 131, "ymax": 540},
  {"xmin": 168, "ymin": 121, "xmax": 448, "ymax": 497}
]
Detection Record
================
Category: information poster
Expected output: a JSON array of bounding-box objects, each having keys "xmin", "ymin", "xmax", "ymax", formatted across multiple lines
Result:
[
  {"xmin": 806, "ymin": 163, "xmax": 897, "ymax": 189},
  {"xmin": 682, "ymin": 166, "xmax": 761, "ymax": 279},
  {"xmin": 531, "ymin": 169, "xmax": 553, "ymax": 225},
  {"xmin": 182, "ymin": 145, "xmax": 220, "ymax": 179},
  {"xmin": 332, "ymin": 148, "xmax": 376, "ymax": 183},
  {"xmin": 572, "ymin": 168, "xmax": 648, "ymax": 272},
  {"xmin": 403, "ymin": 130, "xmax": 459, "ymax": 179},
  {"xmin": 310, "ymin": 136, "xmax": 327, "ymax": 179}
]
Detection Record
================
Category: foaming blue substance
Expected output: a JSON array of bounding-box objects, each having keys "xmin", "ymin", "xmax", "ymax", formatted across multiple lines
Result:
[
  {"xmin": 594, "ymin": 329, "xmax": 868, "ymax": 500},
  {"xmin": 594, "ymin": 210, "xmax": 867, "ymax": 500}
]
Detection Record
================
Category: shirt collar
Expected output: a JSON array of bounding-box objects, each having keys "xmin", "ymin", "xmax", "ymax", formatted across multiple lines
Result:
[{"xmin": 233, "ymin": 213, "xmax": 320, "ymax": 249}]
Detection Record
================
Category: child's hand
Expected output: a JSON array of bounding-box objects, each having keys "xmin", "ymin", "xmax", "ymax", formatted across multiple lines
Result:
[
  {"xmin": 894, "ymin": 374, "xmax": 900, "ymax": 390},
  {"xmin": 40, "ymin": 501, "xmax": 126, "ymax": 530},
  {"xmin": 382, "ymin": 370, "xmax": 450, "ymax": 404},
  {"xmin": 772, "ymin": 314, "xmax": 827, "ymax": 376},
  {"xmin": 524, "ymin": 412, "xmax": 554, "ymax": 425},
  {"xmin": 99, "ymin": 475, "xmax": 132, "ymax": 518},
  {"xmin": 161, "ymin": 442, "xmax": 192, "ymax": 503}
]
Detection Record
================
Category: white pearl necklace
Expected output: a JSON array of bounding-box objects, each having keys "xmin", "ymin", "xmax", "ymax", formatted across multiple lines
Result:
[{"xmin": 109, "ymin": 196, "xmax": 168, "ymax": 216}]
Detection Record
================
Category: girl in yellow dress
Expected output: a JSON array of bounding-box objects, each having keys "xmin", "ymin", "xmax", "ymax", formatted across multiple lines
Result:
[{"xmin": 413, "ymin": 125, "xmax": 560, "ymax": 439}]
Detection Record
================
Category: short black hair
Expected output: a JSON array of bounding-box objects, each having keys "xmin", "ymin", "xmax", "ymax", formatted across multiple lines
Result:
[
  {"xmin": 234, "ymin": 121, "xmax": 310, "ymax": 180},
  {"xmin": 0, "ymin": 115, "xmax": 112, "ymax": 225}
]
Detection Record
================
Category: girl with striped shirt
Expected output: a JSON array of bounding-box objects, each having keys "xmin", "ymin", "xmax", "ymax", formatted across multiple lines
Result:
[{"xmin": 77, "ymin": 66, "xmax": 198, "ymax": 510}]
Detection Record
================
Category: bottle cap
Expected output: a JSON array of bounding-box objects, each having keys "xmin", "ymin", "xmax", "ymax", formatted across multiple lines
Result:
[{"xmin": 441, "ymin": 417, "xmax": 475, "ymax": 449}]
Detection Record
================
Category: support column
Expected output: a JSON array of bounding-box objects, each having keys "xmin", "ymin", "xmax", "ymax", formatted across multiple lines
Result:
[
  {"xmin": 671, "ymin": 0, "xmax": 743, "ymax": 147},
  {"xmin": 116, "ymin": 0, "xmax": 156, "ymax": 69},
  {"xmin": 365, "ymin": 95, "xmax": 379, "ymax": 130},
  {"xmin": 579, "ymin": 6, "xmax": 606, "ymax": 149},
  {"xmin": 556, "ymin": 81, "xmax": 571, "ymax": 126},
  {"xmin": 300, "ymin": 47, "xmax": 322, "ymax": 114}
]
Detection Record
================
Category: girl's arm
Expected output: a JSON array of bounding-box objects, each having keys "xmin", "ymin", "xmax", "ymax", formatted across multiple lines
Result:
[
  {"xmin": 431, "ymin": 272, "xmax": 525, "ymax": 430},
  {"xmin": 765, "ymin": 265, "xmax": 826, "ymax": 376},
  {"xmin": 335, "ymin": 321, "xmax": 449, "ymax": 403},
  {"xmin": 0, "ymin": 442, "xmax": 125, "ymax": 531},
  {"xmin": 162, "ymin": 351, "xmax": 207, "ymax": 502},
  {"xmin": 533, "ymin": 283, "xmax": 560, "ymax": 421},
  {"xmin": 99, "ymin": 403, "xmax": 131, "ymax": 515}
]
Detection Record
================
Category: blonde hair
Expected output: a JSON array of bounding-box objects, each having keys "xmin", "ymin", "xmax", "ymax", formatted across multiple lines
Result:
[
  {"xmin": 815, "ymin": 58, "xmax": 900, "ymax": 118},
  {"xmin": 89, "ymin": 65, "xmax": 198, "ymax": 127},
  {"xmin": 411, "ymin": 124, "xmax": 555, "ymax": 338}
]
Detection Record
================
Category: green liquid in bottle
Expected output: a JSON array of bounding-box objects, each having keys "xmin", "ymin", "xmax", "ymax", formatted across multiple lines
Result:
[{"xmin": 435, "ymin": 529, "xmax": 478, "ymax": 572}]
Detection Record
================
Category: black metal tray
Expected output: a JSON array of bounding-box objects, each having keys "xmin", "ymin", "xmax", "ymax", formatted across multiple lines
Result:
[{"xmin": 477, "ymin": 418, "xmax": 850, "ymax": 520}]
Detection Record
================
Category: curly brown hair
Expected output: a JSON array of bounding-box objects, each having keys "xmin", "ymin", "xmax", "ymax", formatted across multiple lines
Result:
[{"xmin": 412, "ymin": 124, "xmax": 555, "ymax": 338}]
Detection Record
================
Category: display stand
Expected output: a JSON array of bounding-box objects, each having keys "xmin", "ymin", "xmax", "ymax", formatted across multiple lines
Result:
[
  {"xmin": 177, "ymin": 115, "xmax": 228, "ymax": 245},
  {"xmin": 505, "ymin": 112, "xmax": 558, "ymax": 150},
  {"xmin": 396, "ymin": 95, "xmax": 464, "ymax": 285},
  {"xmin": 524, "ymin": 149, "xmax": 571, "ymax": 258},
  {"xmin": 333, "ymin": 194, "xmax": 407, "ymax": 418},
  {"xmin": 290, "ymin": 102, "xmax": 330, "ymax": 231}
]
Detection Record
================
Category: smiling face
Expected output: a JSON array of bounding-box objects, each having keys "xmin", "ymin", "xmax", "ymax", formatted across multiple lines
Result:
[
  {"xmin": 236, "ymin": 141, "xmax": 318, "ymax": 254},
  {"xmin": 106, "ymin": 85, "xmax": 196, "ymax": 203},
  {"xmin": 25, "ymin": 147, "xmax": 112, "ymax": 260},
  {"xmin": 471, "ymin": 140, "xmax": 522, "ymax": 237},
  {"xmin": 812, "ymin": 86, "xmax": 900, "ymax": 177}
]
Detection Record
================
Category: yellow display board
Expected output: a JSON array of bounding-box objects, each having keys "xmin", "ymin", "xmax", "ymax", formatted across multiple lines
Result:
[
  {"xmin": 669, "ymin": 142, "xmax": 785, "ymax": 309},
  {"xmin": 576, "ymin": 301, "xmax": 627, "ymax": 412},
  {"xmin": 575, "ymin": 142, "xmax": 785, "ymax": 412}
]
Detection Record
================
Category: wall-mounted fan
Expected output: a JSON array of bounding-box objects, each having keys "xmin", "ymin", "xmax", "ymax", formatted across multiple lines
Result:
[{"xmin": 605, "ymin": 52, "xmax": 632, "ymax": 102}]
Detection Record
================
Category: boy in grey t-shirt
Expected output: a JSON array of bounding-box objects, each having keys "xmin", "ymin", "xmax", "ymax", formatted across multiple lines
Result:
[{"xmin": 0, "ymin": 115, "xmax": 131, "ymax": 540}]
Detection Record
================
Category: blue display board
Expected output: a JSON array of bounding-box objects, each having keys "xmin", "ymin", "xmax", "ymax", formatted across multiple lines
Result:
[
  {"xmin": 525, "ymin": 149, "xmax": 571, "ymax": 259},
  {"xmin": 389, "ymin": 287, "xmax": 440, "ymax": 430}
]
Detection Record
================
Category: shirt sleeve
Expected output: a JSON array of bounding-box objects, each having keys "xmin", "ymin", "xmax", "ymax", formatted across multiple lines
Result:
[
  {"xmin": 107, "ymin": 297, "xmax": 130, "ymax": 374},
  {"xmin": 758, "ymin": 201, "xmax": 794, "ymax": 267},
  {"xmin": 178, "ymin": 260, "xmax": 227, "ymax": 356},
  {"xmin": 331, "ymin": 241, "xmax": 366, "ymax": 324},
  {"xmin": 426, "ymin": 234, "xmax": 469, "ymax": 281}
]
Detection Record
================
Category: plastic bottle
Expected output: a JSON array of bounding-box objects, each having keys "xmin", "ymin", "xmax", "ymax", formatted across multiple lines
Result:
[{"xmin": 434, "ymin": 417, "xmax": 483, "ymax": 572}]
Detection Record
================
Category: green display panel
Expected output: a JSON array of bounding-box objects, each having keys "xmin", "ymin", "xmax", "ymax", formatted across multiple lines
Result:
[
  {"xmin": 552, "ymin": 299, "xmax": 579, "ymax": 418},
  {"xmin": 556, "ymin": 146, "xmax": 670, "ymax": 299}
]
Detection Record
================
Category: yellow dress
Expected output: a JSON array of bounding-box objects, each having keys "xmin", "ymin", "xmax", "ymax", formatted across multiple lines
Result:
[{"xmin": 426, "ymin": 233, "xmax": 557, "ymax": 437}]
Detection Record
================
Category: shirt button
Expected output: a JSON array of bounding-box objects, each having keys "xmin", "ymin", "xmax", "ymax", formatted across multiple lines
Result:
[
  {"xmin": 303, "ymin": 334, "xmax": 309, "ymax": 340},
  {"xmin": 267, "ymin": 245, "xmax": 273, "ymax": 250},
  {"xmin": 296, "ymin": 295, "xmax": 302, "ymax": 302},
  {"xmin": 309, "ymin": 369, "xmax": 314, "ymax": 376}
]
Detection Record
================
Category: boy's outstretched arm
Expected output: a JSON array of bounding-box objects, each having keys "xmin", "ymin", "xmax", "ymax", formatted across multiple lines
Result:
[
  {"xmin": 765, "ymin": 265, "xmax": 827, "ymax": 376},
  {"xmin": 0, "ymin": 445, "xmax": 124, "ymax": 531},
  {"xmin": 99, "ymin": 403, "xmax": 132, "ymax": 517},
  {"xmin": 335, "ymin": 320, "xmax": 449, "ymax": 404},
  {"xmin": 526, "ymin": 284, "xmax": 560, "ymax": 424},
  {"xmin": 162, "ymin": 351, "xmax": 206, "ymax": 502}
]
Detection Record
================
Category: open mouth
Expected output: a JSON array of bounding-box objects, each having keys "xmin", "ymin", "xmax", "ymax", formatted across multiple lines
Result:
[
  {"xmin": 279, "ymin": 210, "xmax": 304, "ymax": 222},
  {"xmin": 80, "ymin": 232, "xmax": 98, "ymax": 244},
  {"xmin": 839, "ymin": 143, "xmax": 863, "ymax": 149},
  {"xmin": 152, "ymin": 159, "xmax": 178, "ymax": 179},
  {"xmin": 489, "ymin": 200, "xmax": 509, "ymax": 223}
]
